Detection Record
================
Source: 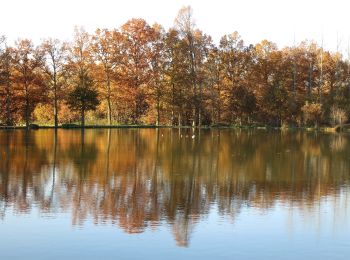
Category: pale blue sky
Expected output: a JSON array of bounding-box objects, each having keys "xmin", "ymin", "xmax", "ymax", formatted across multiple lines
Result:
[{"xmin": 1, "ymin": 0, "xmax": 350, "ymax": 52}]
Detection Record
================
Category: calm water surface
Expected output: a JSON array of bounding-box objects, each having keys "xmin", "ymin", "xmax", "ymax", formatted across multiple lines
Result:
[{"xmin": 0, "ymin": 129, "xmax": 350, "ymax": 259}]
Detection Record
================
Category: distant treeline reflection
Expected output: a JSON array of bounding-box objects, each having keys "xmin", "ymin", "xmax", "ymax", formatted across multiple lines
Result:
[{"xmin": 0, "ymin": 129, "xmax": 350, "ymax": 246}]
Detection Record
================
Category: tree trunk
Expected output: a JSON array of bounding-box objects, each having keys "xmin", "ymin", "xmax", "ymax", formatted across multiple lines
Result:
[
  {"xmin": 192, "ymin": 108, "xmax": 196, "ymax": 127},
  {"xmin": 178, "ymin": 112, "xmax": 182, "ymax": 127},
  {"xmin": 134, "ymin": 95, "xmax": 139, "ymax": 125},
  {"xmin": 5, "ymin": 81, "xmax": 12, "ymax": 126},
  {"xmin": 171, "ymin": 110, "xmax": 174, "ymax": 126},
  {"xmin": 198, "ymin": 109, "xmax": 201, "ymax": 127},
  {"xmin": 308, "ymin": 62, "xmax": 312, "ymax": 99},
  {"xmin": 107, "ymin": 77, "xmax": 112, "ymax": 125},
  {"xmin": 25, "ymin": 83, "xmax": 29, "ymax": 129},
  {"xmin": 217, "ymin": 99, "xmax": 221, "ymax": 125},
  {"xmin": 156, "ymin": 98, "xmax": 160, "ymax": 126},
  {"xmin": 81, "ymin": 107, "xmax": 85, "ymax": 128},
  {"xmin": 198, "ymin": 83, "xmax": 202, "ymax": 127},
  {"xmin": 107, "ymin": 97, "xmax": 112, "ymax": 125},
  {"xmin": 53, "ymin": 68, "xmax": 58, "ymax": 128},
  {"xmin": 171, "ymin": 83, "xmax": 175, "ymax": 126},
  {"xmin": 189, "ymin": 37, "xmax": 197, "ymax": 128},
  {"xmin": 54, "ymin": 85, "xmax": 58, "ymax": 128}
]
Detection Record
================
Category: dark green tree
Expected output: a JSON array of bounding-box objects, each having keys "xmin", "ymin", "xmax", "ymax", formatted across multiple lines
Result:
[
  {"xmin": 230, "ymin": 85, "xmax": 256, "ymax": 125},
  {"xmin": 66, "ymin": 73, "xmax": 100, "ymax": 128}
]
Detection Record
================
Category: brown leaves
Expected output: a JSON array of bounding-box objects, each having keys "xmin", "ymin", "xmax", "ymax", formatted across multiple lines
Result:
[{"xmin": 1, "ymin": 7, "xmax": 350, "ymax": 126}]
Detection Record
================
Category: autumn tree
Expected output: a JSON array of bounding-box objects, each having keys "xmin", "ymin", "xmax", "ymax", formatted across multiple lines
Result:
[
  {"xmin": 90, "ymin": 28, "xmax": 123, "ymax": 125},
  {"xmin": 204, "ymin": 46, "xmax": 223, "ymax": 124},
  {"xmin": 330, "ymin": 106, "xmax": 347, "ymax": 125},
  {"xmin": 147, "ymin": 24, "xmax": 166, "ymax": 125},
  {"xmin": 334, "ymin": 59, "xmax": 350, "ymax": 119},
  {"xmin": 252, "ymin": 40, "xmax": 278, "ymax": 120},
  {"xmin": 0, "ymin": 36, "xmax": 15, "ymax": 125},
  {"xmin": 302, "ymin": 102, "xmax": 322, "ymax": 127},
  {"xmin": 262, "ymin": 76, "xmax": 289, "ymax": 126},
  {"xmin": 175, "ymin": 6, "xmax": 198, "ymax": 126},
  {"xmin": 163, "ymin": 28, "xmax": 191, "ymax": 126},
  {"xmin": 120, "ymin": 19, "xmax": 156, "ymax": 124},
  {"xmin": 219, "ymin": 32, "xmax": 250, "ymax": 123},
  {"xmin": 65, "ymin": 27, "xmax": 96, "ymax": 126},
  {"xmin": 13, "ymin": 39, "xmax": 45, "ymax": 128},
  {"xmin": 192, "ymin": 31, "xmax": 212, "ymax": 125},
  {"xmin": 41, "ymin": 38, "xmax": 67, "ymax": 127}
]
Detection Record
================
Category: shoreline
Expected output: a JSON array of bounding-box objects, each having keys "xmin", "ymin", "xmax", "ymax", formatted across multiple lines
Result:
[{"xmin": 0, "ymin": 124, "xmax": 348, "ymax": 132}]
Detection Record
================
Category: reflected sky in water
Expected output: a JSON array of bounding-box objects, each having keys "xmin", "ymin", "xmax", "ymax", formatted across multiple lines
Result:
[{"xmin": 0, "ymin": 129, "xmax": 350, "ymax": 259}]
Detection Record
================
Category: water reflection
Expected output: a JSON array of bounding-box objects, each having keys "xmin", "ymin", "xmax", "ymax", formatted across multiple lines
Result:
[{"xmin": 0, "ymin": 129, "xmax": 350, "ymax": 247}]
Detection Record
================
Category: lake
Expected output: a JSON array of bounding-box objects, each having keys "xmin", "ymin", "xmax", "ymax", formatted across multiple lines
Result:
[{"xmin": 0, "ymin": 129, "xmax": 350, "ymax": 259}]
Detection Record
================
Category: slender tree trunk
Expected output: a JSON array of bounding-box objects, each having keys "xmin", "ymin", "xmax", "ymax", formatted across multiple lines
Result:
[
  {"xmin": 134, "ymin": 93, "xmax": 139, "ymax": 125},
  {"xmin": 107, "ymin": 77, "xmax": 112, "ymax": 125},
  {"xmin": 198, "ymin": 83, "xmax": 202, "ymax": 127},
  {"xmin": 189, "ymin": 37, "xmax": 197, "ymax": 127},
  {"xmin": 171, "ymin": 82, "xmax": 175, "ymax": 126},
  {"xmin": 217, "ymin": 83, "xmax": 221, "ymax": 124},
  {"xmin": 171, "ymin": 110, "xmax": 174, "ymax": 126},
  {"xmin": 5, "ymin": 81, "xmax": 12, "ymax": 126},
  {"xmin": 178, "ymin": 112, "xmax": 182, "ymax": 127},
  {"xmin": 308, "ymin": 61, "xmax": 312, "ymax": 99},
  {"xmin": 54, "ymin": 85, "xmax": 58, "ymax": 128},
  {"xmin": 192, "ymin": 109, "xmax": 196, "ymax": 127},
  {"xmin": 81, "ymin": 106, "xmax": 85, "ymax": 128},
  {"xmin": 107, "ymin": 97, "xmax": 112, "ymax": 125},
  {"xmin": 25, "ymin": 83, "xmax": 29, "ymax": 128},
  {"xmin": 198, "ymin": 108, "xmax": 201, "ymax": 127},
  {"xmin": 53, "ymin": 67, "xmax": 58, "ymax": 128},
  {"xmin": 192, "ymin": 80, "xmax": 197, "ymax": 127},
  {"xmin": 156, "ymin": 97, "xmax": 160, "ymax": 126}
]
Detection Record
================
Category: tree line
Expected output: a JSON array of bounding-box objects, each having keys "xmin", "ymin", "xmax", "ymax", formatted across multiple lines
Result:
[{"xmin": 1, "ymin": 6, "xmax": 350, "ymax": 128}]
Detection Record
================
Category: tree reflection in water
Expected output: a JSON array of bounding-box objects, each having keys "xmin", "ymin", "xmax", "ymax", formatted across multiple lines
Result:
[{"xmin": 0, "ymin": 129, "xmax": 350, "ymax": 247}]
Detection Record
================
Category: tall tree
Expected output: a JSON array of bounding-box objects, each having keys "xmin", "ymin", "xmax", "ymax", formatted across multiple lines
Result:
[
  {"xmin": 219, "ymin": 32, "xmax": 247, "ymax": 123},
  {"xmin": 163, "ymin": 28, "xmax": 190, "ymax": 126},
  {"xmin": 41, "ymin": 38, "xmax": 67, "ymax": 127},
  {"xmin": 203, "ymin": 46, "xmax": 222, "ymax": 124},
  {"xmin": 91, "ymin": 28, "xmax": 123, "ymax": 125},
  {"xmin": 65, "ymin": 27, "xmax": 95, "ymax": 126},
  {"xmin": 148, "ymin": 24, "xmax": 166, "ymax": 125},
  {"xmin": 66, "ymin": 72, "xmax": 99, "ymax": 127},
  {"xmin": 13, "ymin": 39, "xmax": 44, "ymax": 128},
  {"xmin": 175, "ymin": 6, "xmax": 198, "ymax": 126},
  {"xmin": 120, "ymin": 18, "xmax": 155, "ymax": 124},
  {"xmin": 0, "ymin": 37, "xmax": 15, "ymax": 125}
]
